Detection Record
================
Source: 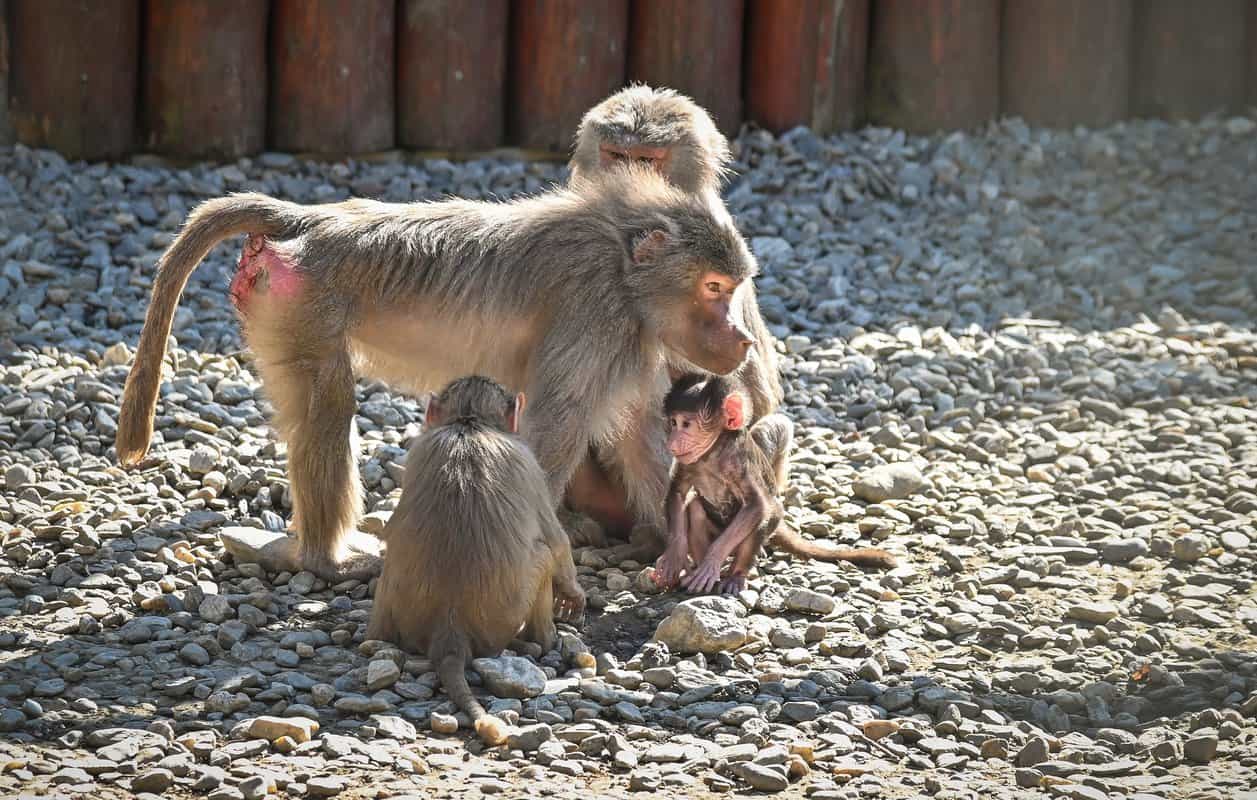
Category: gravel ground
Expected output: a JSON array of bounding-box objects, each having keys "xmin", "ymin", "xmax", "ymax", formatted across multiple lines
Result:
[{"xmin": 1, "ymin": 112, "xmax": 1256, "ymax": 800}]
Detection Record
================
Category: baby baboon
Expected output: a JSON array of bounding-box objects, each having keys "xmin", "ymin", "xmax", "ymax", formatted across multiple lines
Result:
[
  {"xmin": 367, "ymin": 376, "xmax": 584, "ymax": 745},
  {"xmin": 116, "ymin": 166, "xmax": 757, "ymax": 581},
  {"xmin": 564, "ymin": 86, "xmax": 784, "ymax": 542},
  {"xmin": 654, "ymin": 374, "xmax": 896, "ymax": 595}
]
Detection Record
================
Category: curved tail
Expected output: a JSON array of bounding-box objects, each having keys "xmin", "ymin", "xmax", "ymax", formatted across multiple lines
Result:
[
  {"xmin": 773, "ymin": 526, "xmax": 897, "ymax": 570},
  {"xmin": 116, "ymin": 193, "xmax": 308, "ymax": 465},
  {"xmin": 434, "ymin": 629, "xmax": 508, "ymax": 746}
]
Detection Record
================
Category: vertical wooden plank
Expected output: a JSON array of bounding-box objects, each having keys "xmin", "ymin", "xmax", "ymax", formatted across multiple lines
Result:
[
  {"xmin": 142, "ymin": 0, "xmax": 267, "ymax": 159},
  {"xmin": 1132, "ymin": 0, "xmax": 1247, "ymax": 120},
  {"xmin": 1249, "ymin": 0, "xmax": 1257, "ymax": 108},
  {"xmin": 509, "ymin": 0, "xmax": 629, "ymax": 151},
  {"xmin": 270, "ymin": 0, "xmax": 395, "ymax": 154},
  {"xmin": 0, "ymin": 0, "xmax": 11, "ymax": 146},
  {"xmin": 867, "ymin": 0, "xmax": 1000, "ymax": 132},
  {"xmin": 628, "ymin": 0, "xmax": 745, "ymax": 136},
  {"xmin": 746, "ymin": 0, "xmax": 868, "ymax": 134},
  {"xmin": 1001, "ymin": 0, "xmax": 1132, "ymax": 129},
  {"xmin": 744, "ymin": 0, "xmax": 821, "ymax": 133},
  {"xmin": 10, "ymin": 0, "xmax": 140, "ymax": 160},
  {"xmin": 813, "ymin": 0, "xmax": 869, "ymax": 132},
  {"xmin": 398, "ymin": 0, "xmax": 509, "ymax": 151}
]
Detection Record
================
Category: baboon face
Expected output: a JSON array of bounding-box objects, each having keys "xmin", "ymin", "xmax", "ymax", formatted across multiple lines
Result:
[
  {"xmin": 651, "ymin": 265, "xmax": 753, "ymax": 376},
  {"xmin": 629, "ymin": 219, "xmax": 755, "ymax": 377},
  {"xmin": 679, "ymin": 270, "xmax": 754, "ymax": 375},
  {"xmin": 664, "ymin": 374, "xmax": 746, "ymax": 465}
]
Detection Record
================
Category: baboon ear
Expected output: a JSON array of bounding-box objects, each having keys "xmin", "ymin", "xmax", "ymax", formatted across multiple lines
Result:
[
  {"xmin": 425, "ymin": 395, "xmax": 443, "ymax": 427},
  {"xmin": 632, "ymin": 229, "xmax": 670, "ymax": 264},
  {"xmin": 722, "ymin": 392, "xmax": 746, "ymax": 431},
  {"xmin": 508, "ymin": 392, "xmax": 526, "ymax": 434}
]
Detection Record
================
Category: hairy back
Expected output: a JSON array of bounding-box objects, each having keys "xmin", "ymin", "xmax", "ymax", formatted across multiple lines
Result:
[{"xmin": 401, "ymin": 425, "xmax": 547, "ymax": 555}]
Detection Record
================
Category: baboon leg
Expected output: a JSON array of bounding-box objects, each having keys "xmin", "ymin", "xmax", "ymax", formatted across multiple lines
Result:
[
  {"xmin": 251, "ymin": 336, "xmax": 370, "ymax": 581},
  {"xmin": 521, "ymin": 578, "xmax": 558, "ymax": 653},
  {"xmin": 686, "ymin": 502, "xmax": 719, "ymax": 568},
  {"xmin": 545, "ymin": 513, "xmax": 585, "ymax": 622},
  {"xmin": 563, "ymin": 450, "xmax": 631, "ymax": 539},
  {"xmin": 607, "ymin": 407, "xmax": 671, "ymax": 555}
]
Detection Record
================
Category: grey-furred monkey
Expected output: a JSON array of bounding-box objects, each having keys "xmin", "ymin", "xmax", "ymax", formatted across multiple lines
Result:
[
  {"xmin": 563, "ymin": 86, "xmax": 785, "ymax": 545},
  {"xmin": 366, "ymin": 375, "xmax": 584, "ymax": 745},
  {"xmin": 115, "ymin": 166, "xmax": 758, "ymax": 581}
]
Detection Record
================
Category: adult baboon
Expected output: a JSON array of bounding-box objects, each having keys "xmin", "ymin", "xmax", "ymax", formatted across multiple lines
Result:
[
  {"xmin": 563, "ymin": 86, "xmax": 784, "ymax": 539},
  {"xmin": 116, "ymin": 167, "xmax": 757, "ymax": 580}
]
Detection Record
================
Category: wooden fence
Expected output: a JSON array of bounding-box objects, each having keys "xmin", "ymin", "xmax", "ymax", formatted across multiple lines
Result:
[{"xmin": 2, "ymin": 0, "xmax": 1256, "ymax": 162}]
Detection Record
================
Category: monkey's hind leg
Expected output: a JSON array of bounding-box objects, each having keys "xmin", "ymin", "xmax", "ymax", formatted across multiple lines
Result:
[
  {"xmin": 521, "ymin": 578, "xmax": 558, "ymax": 653},
  {"xmin": 250, "ymin": 324, "xmax": 373, "ymax": 581}
]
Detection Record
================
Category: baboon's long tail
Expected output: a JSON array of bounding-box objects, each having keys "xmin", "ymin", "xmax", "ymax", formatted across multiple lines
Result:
[
  {"xmin": 434, "ymin": 628, "xmax": 508, "ymax": 746},
  {"xmin": 773, "ymin": 526, "xmax": 898, "ymax": 569},
  {"xmin": 116, "ymin": 193, "xmax": 309, "ymax": 465}
]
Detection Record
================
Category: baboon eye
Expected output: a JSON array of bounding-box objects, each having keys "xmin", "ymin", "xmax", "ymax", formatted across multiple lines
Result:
[{"xmin": 704, "ymin": 281, "xmax": 722, "ymax": 294}]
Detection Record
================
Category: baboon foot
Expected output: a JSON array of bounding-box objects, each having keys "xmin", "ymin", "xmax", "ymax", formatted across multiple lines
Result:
[
  {"xmin": 557, "ymin": 507, "xmax": 607, "ymax": 548},
  {"xmin": 219, "ymin": 526, "xmax": 381, "ymax": 582},
  {"xmin": 302, "ymin": 530, "xmax": 384, "ymax": 582},
  {"xmin": 219, "ymin": 527, "xmax": 303, "ymax": 574},
  {"xmin": 627, "ymin": 522, "xmax": 666, "ymax": 562}
]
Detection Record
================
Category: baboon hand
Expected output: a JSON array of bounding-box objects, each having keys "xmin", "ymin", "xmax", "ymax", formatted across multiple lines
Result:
[
  {"xmin": 555, "ymin": 583, "xmax": 586, "ymax": 623},
  {"xmin": 652, "ymin": 545, "xmax": 687, "ymax": 590},
  {"xmin": 682, "ymin": 555, "xmax": 724, "ymax": 594},
  {"xmin": 718, "ymin": 570, "xmax": 747, "ymax": 595}
]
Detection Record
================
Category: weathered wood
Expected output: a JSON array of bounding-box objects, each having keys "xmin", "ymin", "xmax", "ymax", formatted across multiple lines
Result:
[
  {"xmin": 1002, "ymin": 0, "xmax": 1131, "ymax": 129},
  {"xmin": 745, "ymin": 0, "xmax": 821, "ymax": 133},
  {"xmin": 0, "ymin": 0, "xmax": 11, "ymax": 146},
  {"xmin": 1132, "ymin": 0, "xmax": 1247, "ymax": 120},
  {"xmin": 813, "ymin": 0, "xmax": 869, "ymax": 132},
  {"xmin": 867, "ymin": 0, "xmax": 1000, "ymax": 132},
  {"xmin": 745, "ymin": 0, "xmax": 868, "ymax": 133},
  {"xmin": 270, "ymin": 0, "xmax": 395, "ymax": 154},
  {"xmin": 628, "ymin": 0, "xmax": 744, "ymax": 135},
  {"xmin": 509, "ymin": 0, "xmax": 629, "ymax": 151},
  {"xmin": 398, "ymin": 0, "xmax": 508, "ymax": 151},
  {"xmin": 1250, "ymin": 0, "xmax": 1257, "ymax": 108},
  {"xmin": 10, "ymin": 0, "xmax": 140, "ymax": 160},
  {"xmin": 142, "ymin": 0, "xmax": 267, "ymax": 159}
]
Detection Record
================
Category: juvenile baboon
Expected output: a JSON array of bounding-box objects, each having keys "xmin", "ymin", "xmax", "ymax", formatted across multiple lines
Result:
[
  {"xmin": 653, "ymin": 374, "xmax": 896, "ymax": 595},
  {"xmin": 116, "ymin": 167, "xmax": 757, "ymax": 581},
  {"xmin": 564, "ymin": 86, "xmax": 784, "ymax": 540},
  {"xmin": 367, "ymin": 376, "xmax": 584, "ymax": 744}
]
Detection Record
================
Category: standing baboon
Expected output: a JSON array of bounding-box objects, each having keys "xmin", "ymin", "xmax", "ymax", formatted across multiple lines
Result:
[
  {"xmin": 115, "ymin": 167, "xmax": 757, "ymax": 581},
  {"xmin": 653, "ymin": 374, "xmax": 896, "ymax": 595},
  {"xmin": 563, "ymin": 85, "xmax": 785, "ymax": 540},
  {"xmin": 367, "ymin": 376, "xmax": 584, "ymax": 745}
]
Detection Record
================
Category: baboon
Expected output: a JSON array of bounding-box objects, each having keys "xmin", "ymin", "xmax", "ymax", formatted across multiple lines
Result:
[
  {"xmin": 569, "ymin": 85, "xmax": 782, "ymax": 418},
  {"xmin": 653, "ymin": 374, "xmax": 896, "ymax": 595},
  {"xmin": 116, "ymin": 167, "xmax": 757, "ymax": 581},
  {"xmin": 564, "ymin": 86, "xmax": 784, "ymax": 539},
  {"xmin": 366, "ymin": 376, "xmax": 584, "ymax": 745}
]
